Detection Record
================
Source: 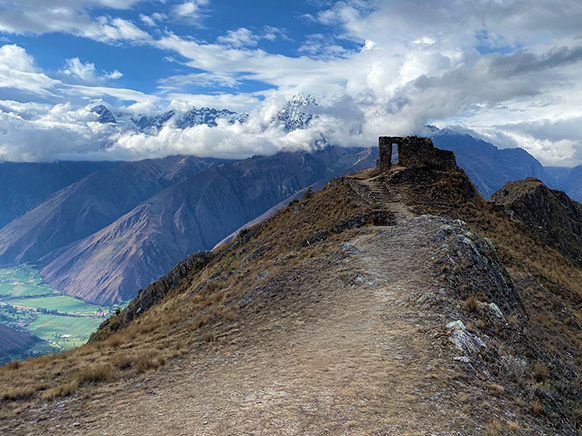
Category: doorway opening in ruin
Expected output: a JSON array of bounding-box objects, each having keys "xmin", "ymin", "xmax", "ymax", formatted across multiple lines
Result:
[{"xmin": 391, "ymin": 143, "xmax": 399, "ymax": 162}]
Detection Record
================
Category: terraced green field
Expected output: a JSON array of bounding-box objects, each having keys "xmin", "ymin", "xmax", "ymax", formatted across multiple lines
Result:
[
  {"xmin": 8, "ymin": 295, "xmax": 102, "ymax": 314},
  {"xmin": 0, "ymin": 265, "xmax": 122, "ymax": 355}
]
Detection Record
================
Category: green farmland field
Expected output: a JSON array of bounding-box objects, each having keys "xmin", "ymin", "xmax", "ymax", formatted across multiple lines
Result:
[
  {"xmin": 0, "ymin": 266, "xmax": 56, "ymax": 298},
  {"xmin": 0, "ymin": 265, "xmax": 122, "ymax": 356},
  {"xmin": 8, "ymin": 295, "xmax": 102, "ymax": 314},
  {"xmin": 27, "ymin": 315, "xmax": 104, "ymax": 349}
]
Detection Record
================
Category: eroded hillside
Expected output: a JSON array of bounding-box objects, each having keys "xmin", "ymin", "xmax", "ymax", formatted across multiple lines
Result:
[{"xmin": 1, "ymin": 158, "xmax": 581, "ymax": 435}]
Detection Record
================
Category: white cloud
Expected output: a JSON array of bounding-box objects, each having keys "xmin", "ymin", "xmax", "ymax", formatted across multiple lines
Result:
[
  {"xmin": 217, "ymin": 28, "xmax": 258, "ymax": 48},
  {"xmin": 63, "ymin": 58, "xmax": 97, "ymax": 82},
  {"xmin": 0, "ymin": 2, "xmax": 150, "ymax": 44},
  {"xmin": 0, "ymin": 45, "xmax": 58, "ymax": 97},
  {"xmin": 159, "ymin": 72, "xmax": 240, "ymax": 90},
  {"xmin": 0, "ymin": 44, "xmax": 38, "ymax": 72},
  {"xmin": 1, "ymin": 1, "xmax": 582, "ymax": 165},
  {"xmin": 62, "ymin": 57, "xmax": 124, "ymax": 82},
  {"xmin": 106, "ymin": 70, "xmax": 124, "ymax": 80},
  {"xmin": 171, "ymin": 0, "xmax": 209, "ymax": 23}
]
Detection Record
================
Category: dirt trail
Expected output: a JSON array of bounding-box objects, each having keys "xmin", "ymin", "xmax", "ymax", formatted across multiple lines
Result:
[{"xmin": 16, "ymin": 214, "xmax": 508, "ymax": 436}]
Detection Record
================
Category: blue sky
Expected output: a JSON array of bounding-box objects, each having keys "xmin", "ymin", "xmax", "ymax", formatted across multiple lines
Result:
[{"xmin": 0, "ymin": 0, "xmax": 581, "ymax": 165}]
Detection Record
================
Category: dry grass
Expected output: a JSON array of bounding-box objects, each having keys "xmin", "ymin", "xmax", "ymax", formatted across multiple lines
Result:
[
  {"xmin": 76, "ymin": 363, "xmax": 118, "ymax": 385},
  {"xmin": 464, "ymin": 295, "xmax": 479, "ymax": 312},
  {"xmin": 532, "ymin": 362, "xmax": 548, "ymax": 382},
  {"xmin": 134, "ymin": 351, "xmax": 164, "ymax": 374},
  {"xmin": 532, "ymin": 398, "xmax": 543, "ymax": 414}
]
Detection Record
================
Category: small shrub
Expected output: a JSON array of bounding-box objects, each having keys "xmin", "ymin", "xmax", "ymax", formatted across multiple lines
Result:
[
  {"xmin": 465, "ymin": 295, "xmax": 479, "ymax": 312},
  {"xmin": 2, "ymin": 386, "xmax": 36, "ymax": 401},
  {"xmin": 222, "ymin": 307, "xmax": 237, "ymax": 321},
  {"xmin": 532, "ymin": 362, "xmax": 548, "ymax": 382},
  {"xmin": 189, "ymin": 315, "xmax": 207, "ymax": 331},
  {"xmin": 134, "ymin": 351, "xmax": 164, "ymax": 374},
  {"xmin": 203, "ymin": 333, "xmax": 216, "ymax": 343},
  {"xmin": 76, "ymin": 363, "xmax": 118, "ymax": 385},
  {"xmin": 532, "ymin": 398, "xmax": 543, "ymax": 414},
  {"xmin": 111, "ymin": 352, "xmax": 134, "ymax": 370},
  {"xmin": 105, "ymin": 334, "xmax": 124, "ymax": 349},
  {"xmin": 302, "ymin": 187, "xmax": 314, "ymax": 201},
  {"xmin": 42, "ymin": 380, "xmax": 79, "ymax": 400},
  {"xmin": 4, "ymin": 361, "xmax": 21, "ymax": 370}
]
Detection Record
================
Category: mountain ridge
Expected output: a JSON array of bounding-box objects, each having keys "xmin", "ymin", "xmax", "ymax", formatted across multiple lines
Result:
[
  {"xmin": 2, "ymin": 143, "xmax": 580, "ymax": 434},
  {"xmin": 40, "ymin": 147, "xmax": 377, "ymax": 304}
]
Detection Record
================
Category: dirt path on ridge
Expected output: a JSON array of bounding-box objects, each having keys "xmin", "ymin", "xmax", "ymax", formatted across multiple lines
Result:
[{"xmin": 14, "ymin": 211, "xmax": 513, "ymax": 436}]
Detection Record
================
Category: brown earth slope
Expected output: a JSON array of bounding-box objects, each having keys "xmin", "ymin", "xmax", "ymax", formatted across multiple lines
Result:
[{"xmin": 0, "ymin": 162, "xmax": 581, "ymax": 435}]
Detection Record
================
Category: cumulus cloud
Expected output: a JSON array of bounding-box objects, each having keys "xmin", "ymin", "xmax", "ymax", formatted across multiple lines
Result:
[
  {"xmin": 217, "ymin": 28, "xmax": 258, "ymax": 48},
  {"xmin": 62, "ymin": 57, "xmax": 123, "ymax": 82},
  {"xmin": 171, "ymin": 0, "xmax": 209, "ymax": 23},
  {"xmin": 0, "ymin": 1, "xmax": 150, "ymax": 44},
  {"xmin": 1, "ymin": 0, "xmax": 582, "ymax": 165}
]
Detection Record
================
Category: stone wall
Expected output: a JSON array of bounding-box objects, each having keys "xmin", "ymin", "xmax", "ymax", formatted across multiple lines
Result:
[
  {"xmin": 376, "ymin": 136, "xmax": 457, "ymax": 173},
  {"xmin": 376, "ymin": 137, "xmax": 393, "ymax": 172}
]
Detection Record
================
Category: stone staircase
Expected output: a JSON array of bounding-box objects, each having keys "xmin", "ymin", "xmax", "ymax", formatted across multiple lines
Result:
[{"xmin": 346, "ymin": 174, "xmax": 415, "ymax": 225}]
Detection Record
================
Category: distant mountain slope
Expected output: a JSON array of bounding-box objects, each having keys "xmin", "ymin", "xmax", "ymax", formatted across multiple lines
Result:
[
  {"xmin": 41, "ymin": 147, "xmax": 376, "ymax": 304},
  {"xmin": 0, "ymin": 156, "xmax": 228, "ymax": 265},
  {"xmin": 0, "ymin": 161, "xmax": 119, "ymax": 228},
  {"xmin": 0, "ymin": 324, "xmax": 36, "ymax": 353},
  {"xmin": 490, "ymin": 177, "xmax": 582, "ymax": 267},
  {"xmin": 431, "ymin": 130, "xmax": 550, "ymax": 198},
  {"xmin": 560, "ymin": 165, "xmax": 582, "ymax": 203},
  {"xmin": 0, "ymin": 324, "xmax": 39, "ymax": 364},
  {"xmin": 543, "ymin": 166, "xmax": 572, "ymax": 190}
]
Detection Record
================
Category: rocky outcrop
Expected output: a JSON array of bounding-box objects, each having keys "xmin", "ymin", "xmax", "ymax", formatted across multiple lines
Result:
[
  {"xmin": 490, "ymin": 177, "xmax": 582, "ymax": 267},
  {"xmin": 90, "ymin": 251, "xmax": 214, "ymax": 341},
  {"xmin": 435, "ymin": 217, "xmax": 525, "ymax": 314}
]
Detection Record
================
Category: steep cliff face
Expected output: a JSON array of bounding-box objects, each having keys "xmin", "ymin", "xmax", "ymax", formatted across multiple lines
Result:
[{"xmin": 490, "ymin": 177, "xmax": 582, "ymax": 267}]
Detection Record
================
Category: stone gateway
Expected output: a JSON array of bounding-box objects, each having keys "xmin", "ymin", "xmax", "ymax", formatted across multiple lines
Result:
[{"xmin": 376, "ymin": 136, "xmax": 457, "ymax": 173}]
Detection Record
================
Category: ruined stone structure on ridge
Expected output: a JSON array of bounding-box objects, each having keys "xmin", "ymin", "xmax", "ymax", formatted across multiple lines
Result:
[{"xmin": 376, "ymin": 136, "xmax": 457, "ymax": 173}]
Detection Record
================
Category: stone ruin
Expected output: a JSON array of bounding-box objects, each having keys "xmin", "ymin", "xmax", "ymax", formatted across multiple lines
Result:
[{"xmin": 376, "ymin": 136, "xmax": 457, "ymax": 173}]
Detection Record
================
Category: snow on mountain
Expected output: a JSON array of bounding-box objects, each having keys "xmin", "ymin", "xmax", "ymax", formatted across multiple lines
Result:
[
  {"xmin": 91, "ymin": 105, "xmax": 116, "ymax": 124},
  {"xmin": 277, "ymin": 94, "xmax": 318, "ymax": 131},
  {"xmin": 175, "ymin": 107, "xmax": 249, "ymax": 129},
  {"xmin": 92, "ymin": 106, "xmax": 249, "ymax": 133}
]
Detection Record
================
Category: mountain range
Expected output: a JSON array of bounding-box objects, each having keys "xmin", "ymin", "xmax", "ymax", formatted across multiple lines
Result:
[
  {"xmin": 0, "ymin": 109, "xmax": 580, "ymax": 305},
  {"xmin": 0, "ymin": 147, "xmax": 376, "ymax": 304},
  {"xmin": 91, "ymin": 105, "xmax": 248, "ymax": 133},
  {"xmin": 2, "ymin": 142, "xmax": 581, "ymax": 434}
]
